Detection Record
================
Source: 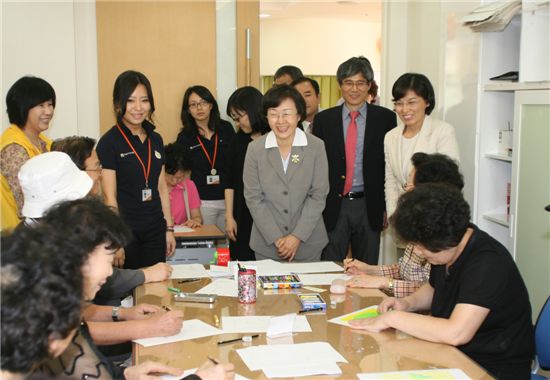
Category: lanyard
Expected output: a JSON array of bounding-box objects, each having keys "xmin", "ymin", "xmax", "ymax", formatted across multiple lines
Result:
[
  {"xmin": 196, "ymin": 133, "xmax": 218, "ymax": 175},
  {"xmin": 117, "ymin": 124, "xmax": 152, "ymax": 188}
]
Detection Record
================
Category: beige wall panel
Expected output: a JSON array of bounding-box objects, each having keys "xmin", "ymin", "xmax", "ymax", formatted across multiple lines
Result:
[
  {"xmin": 236, "ymin": 0, "xmax": 260, "ymax": 88},
  {"xmin": 96, "ymin": 1, "xmax": 216, "ymax": 143}
]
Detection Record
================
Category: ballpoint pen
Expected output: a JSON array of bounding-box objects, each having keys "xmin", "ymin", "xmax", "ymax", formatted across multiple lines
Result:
[
  {"xmin": 217, "ymin": 334, "xmax": 259, "ymax": 345},
  {"xmin": 208, "ymin": 356, "xmax": 219, "ymax": 365},
  {"xmin": 177, "ymin": 278, "xmax": 201, "ymax": 283}
]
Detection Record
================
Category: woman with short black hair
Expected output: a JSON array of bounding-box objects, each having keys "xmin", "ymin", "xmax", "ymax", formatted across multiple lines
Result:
[
  {"xmin": 351, "ymin": 184, "xmax": 535, "ymax": 380},
  {"xmin": 243, "ymin": 85, "xmax": 329, "ymax": 262},
  {"xmin": 1, "ymin": 75, "xmax": 56, "ymax": 230},
  {"xmin": 385, "ymin": 73, "xmax": 460, "ymax": 258},
  {"xmin": 176, "ymin": 85, "xmax": 235, "ymax": 231},
  {"xmin": 97, "ymin": 70, "xmax": 175, "ymax": 269}
]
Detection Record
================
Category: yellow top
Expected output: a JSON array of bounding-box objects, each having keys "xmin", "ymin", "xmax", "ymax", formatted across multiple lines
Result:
[{"xmin": 1, "ymin": 125, "xmax": 52, "ymax": 231}]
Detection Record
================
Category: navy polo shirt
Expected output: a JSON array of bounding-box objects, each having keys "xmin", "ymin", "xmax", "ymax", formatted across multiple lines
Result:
[
  {"xmin": 97, "ymin": 120, "xmax": 165, "ymax": 231},
  {"xmin": 176, "ymin": 120, "xmax": 235, "ymax": 200}
]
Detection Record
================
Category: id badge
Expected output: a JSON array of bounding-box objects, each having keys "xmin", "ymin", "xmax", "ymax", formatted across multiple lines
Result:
[
  {"xmin": 206, "ymin": 175, "xmax": 220, "ymax": 185},
  {"xmin": 142, "ymin": 188, "xmax": 152, "ymax": 202}
]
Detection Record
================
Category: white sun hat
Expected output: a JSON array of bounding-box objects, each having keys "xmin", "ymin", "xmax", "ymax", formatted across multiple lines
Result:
[{"xmin": 19, "ymin": 151, "xmax": 93, "ymax": 218}]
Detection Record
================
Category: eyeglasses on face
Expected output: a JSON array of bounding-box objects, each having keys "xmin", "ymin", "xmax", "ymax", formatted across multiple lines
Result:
[
  {"xmin": 230, "ymin": 113, "xmax": 247, "ymax": 122},
  {"xmin": 188, "ymin": 99, "xmax": 210, "ymax": 110},
  {"xmin": 85, "ymin": 164, "xmax": 102, "ymax": 172},
  {"xmin": 341, "ymin": 80, "xmax": 369, "ymax": 90},
  {"xmin": 393, "ymin": 99, "xmax": 420, "ymax": 109},
  {"xmin": 266, "ymin": 111, "xmax": 298, "ymax": 121}
]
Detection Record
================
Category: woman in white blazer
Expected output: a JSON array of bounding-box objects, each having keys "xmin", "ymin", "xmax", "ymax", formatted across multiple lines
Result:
[
  {"xmin": 385, "ymin": 73, "xmax": 460, "ymax": 219},
  {"xmin": 243, "ymin": 85, "xmax": 329, "ymax": 262}
]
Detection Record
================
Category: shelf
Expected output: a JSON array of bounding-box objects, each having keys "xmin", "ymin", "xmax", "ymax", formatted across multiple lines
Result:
[
  {"xmin": 482, "ymin": 213, "xmax": 510, "ymax": 227},
  {"xmin": 485, "ymin": 153, "xmax": 513, "ymax": 162},
  {"xmin": 484, "ymin": 81, "xmax": 550, "ymax": 92}
]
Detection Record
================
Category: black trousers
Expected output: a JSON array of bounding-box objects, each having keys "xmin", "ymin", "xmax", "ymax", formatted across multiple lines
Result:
[
  {"xmin": 321, "ymin": 197, "xmax": 380, "ymax": 264},
  {"xmin": 124, "ymin": 220, "xmax": 167, "ymax": 269}
]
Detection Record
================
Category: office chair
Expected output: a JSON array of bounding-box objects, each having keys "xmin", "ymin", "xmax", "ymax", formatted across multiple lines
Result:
[{"xmin": 532, "ymin": 296, "xmax": 550, "ymax": 379}]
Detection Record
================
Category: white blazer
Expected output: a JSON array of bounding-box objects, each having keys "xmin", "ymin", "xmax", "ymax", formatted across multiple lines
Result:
[{"xmin": 384, "ymin": 116, "xmax": 460, "ymax": 216}]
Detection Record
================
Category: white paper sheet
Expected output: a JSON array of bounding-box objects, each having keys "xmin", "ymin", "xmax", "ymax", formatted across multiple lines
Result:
[
  {"xmin": 266, "ymin": 313, "xmax": 296, "ymax": 337},
  {"xmin": 280, "ymin": 261, "xmax": 344, "ymax": 274},
  {"xmin": 170, "ymin": 263, "xmax": 209, "ymax": 279},
  {"xmin": 133, "ymin": 319, "xmax": 222, "ymax": 347},
  {"xmin": 357, "ymin": 368, "xmax": 471, "ymax": 379},
  {"xmin": 207, "ymin": 265, "xmax": 233, "ymax": 278},
  {"xmin": 195, "ymin": 278, "xmax": 238, "ymax": 297},
  {"xmin": 302, "ymin": 286, "xmax": 327, "ymax": 293},
  {"xmin": 298, "ymin": 273, "xmax": 350, "ymax": 285},
  {"xmin": 221, "ymin": 315, "xmax": 311, "ymax": 334},
  {"xmin": 174, "ymin": 225, "xmax": 194, "ymax": 233},
  {"xmin": 162, "ymin": 368, "xmax": 250, "ymax": 380},
  {"xmin": 263, "ymin": 362, "xmax": 342, "ymax": 378},
  {"xmin": 236, "ymin": 341, "xmax": 347, "ymax": 377}
]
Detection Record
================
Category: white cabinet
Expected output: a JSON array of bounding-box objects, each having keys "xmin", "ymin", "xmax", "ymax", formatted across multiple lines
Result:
[{"xmin": 474, "ymin": 1, "xmax": 550, "ymax": 316}]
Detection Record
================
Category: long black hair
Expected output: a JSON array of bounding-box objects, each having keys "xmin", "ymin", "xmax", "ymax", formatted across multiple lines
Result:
[{"xmin": 180, "ymin": 85, "xmax": 223, "ymax": 136}]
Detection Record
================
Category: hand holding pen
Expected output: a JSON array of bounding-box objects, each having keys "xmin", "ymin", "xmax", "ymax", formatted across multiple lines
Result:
[{"xmin": 194, "ymin": 357, "xmax": 235, "ymax": 380}]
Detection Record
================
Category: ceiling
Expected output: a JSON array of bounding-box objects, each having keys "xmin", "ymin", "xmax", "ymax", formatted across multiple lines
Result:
[{"xmin": 260, "ymin": 0, "xmax": 382, "ymax": 21}]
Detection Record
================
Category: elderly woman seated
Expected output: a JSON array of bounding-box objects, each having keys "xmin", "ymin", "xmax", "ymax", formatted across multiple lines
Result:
[
  {"xmin": 1, "ymin": 199, "xmax": 234, "ymax": 380},
  {"xmin": 350, "ymin": 183, "xmax": 535, "ymax": 380}
]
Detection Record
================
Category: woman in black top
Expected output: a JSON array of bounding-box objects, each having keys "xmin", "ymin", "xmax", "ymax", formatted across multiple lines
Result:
[
  {"xmin": 225, "ymin": 87, "xmax": 269, "ymax": 261},
  {"xmin": 350, "ymin": 184, "xmax": 535, "ymax": 380},
  {"xmin": 176, "ymin": 86, "xmax": 235, "ymax": 231},
  {"xmin": 97, "ymin": 71, "xmax": 175, "ymax": 269}
]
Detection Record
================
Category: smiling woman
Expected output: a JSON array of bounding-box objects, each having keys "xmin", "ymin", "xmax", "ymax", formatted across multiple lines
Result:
[
  {"xmin": 243, "ymin": 85, "xmax": 329, "ymax": 262},
  {"xmin": 0, "ymin": 76, "xmax": 56, "ymax": 231},
  {"xmin": 96, "ymin": 70, "xmax": 176, "ymax": 270}
]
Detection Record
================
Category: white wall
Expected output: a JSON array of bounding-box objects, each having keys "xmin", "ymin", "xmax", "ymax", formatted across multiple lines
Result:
[
  {"xmin": 2, "ymin": 0, "xmax": 100, "ymax": 139},
  {"xmin": 260, "ymin": 17, "xmax": 382, "ymax": 77}
]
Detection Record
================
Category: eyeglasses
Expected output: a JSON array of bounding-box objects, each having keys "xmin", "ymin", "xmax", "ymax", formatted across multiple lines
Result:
[
  {"xmin": 230, "ymin": 113, "xmax": 247, "ymax": 122},
  {"xmin": 85, "ymin": 164, "xmax": 102, "ymax": 172},
  {"xmin": 266, "ymin": 111, "xmax": 298, "ymax": 121},
  {"xmin": 394, "ymin": 99, "xmax": 420, "ymax": 109},
  {"xmin": 341, "ymin": 80, "xmax": 369, "ymax": 90},
  {"xmin": 189, "ymin": 100, "xmax": 210, "ymax": 110}
]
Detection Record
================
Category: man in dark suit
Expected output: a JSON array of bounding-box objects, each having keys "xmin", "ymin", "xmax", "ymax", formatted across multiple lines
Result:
[{"xmin": 312, "ymin": 57, "xmax": 396, "ymax": 264}]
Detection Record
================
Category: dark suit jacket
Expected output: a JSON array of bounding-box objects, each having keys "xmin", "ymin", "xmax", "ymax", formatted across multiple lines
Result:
[{"xmin": 312, "ymin": 103, "xmax": 396, "ymax": 232}]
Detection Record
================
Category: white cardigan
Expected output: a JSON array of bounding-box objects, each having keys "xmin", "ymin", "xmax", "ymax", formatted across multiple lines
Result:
[{"xmin": 384, "ymin": 115, "xmax": 460, "ymax": 217}]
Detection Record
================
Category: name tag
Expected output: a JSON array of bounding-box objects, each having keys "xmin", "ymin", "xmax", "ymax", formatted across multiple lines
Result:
[
  {"xmin": 206, "ymin": 175, "xmax": 220, "ymax": 185},
  {"xmin": 142, "ymin": 188, "xmax": 152, "ymax": 202}
]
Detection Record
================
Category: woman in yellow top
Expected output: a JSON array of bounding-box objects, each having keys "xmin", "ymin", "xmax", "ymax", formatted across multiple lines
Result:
[{"xmin": 1, "ymin": 76, "xmax": 55, "ymax": 230}]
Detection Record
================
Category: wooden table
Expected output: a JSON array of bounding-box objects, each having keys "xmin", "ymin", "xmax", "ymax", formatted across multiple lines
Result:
[{"xmin": 133, "ymin": 277, "xmax": 493, "ymax": 379}]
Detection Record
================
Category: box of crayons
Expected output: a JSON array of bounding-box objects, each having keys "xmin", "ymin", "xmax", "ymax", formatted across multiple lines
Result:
[
  {"xmin": 258, "ymin": 274, "xmax": 303, "ymax": 289},
  {"xmin": 298, "ymin": 293, "xmax": 326, "ymax": 310}
]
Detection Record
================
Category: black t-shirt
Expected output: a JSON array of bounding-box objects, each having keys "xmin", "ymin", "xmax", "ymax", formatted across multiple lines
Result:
[
  {"xmin": 175, "ymin": 120, "xmax": 235, "ymax": 201},
  {"xmin": 97, "ymin": 120, "xmax": 165, "ymax": 230},
  {"xmin": 429, "ymin": 224, "xmax": 534, "ymax": 379}
]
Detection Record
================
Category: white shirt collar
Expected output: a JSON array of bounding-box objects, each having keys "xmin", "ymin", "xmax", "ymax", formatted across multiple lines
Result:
[{"xmin": 265, "ymin": 128, "xmax": 308, "ymax": 149}]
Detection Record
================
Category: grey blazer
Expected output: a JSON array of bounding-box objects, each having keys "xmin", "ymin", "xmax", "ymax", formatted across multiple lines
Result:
[{"xmin": 243, "ymin": 132, "xmax": 329, "ymax": 262}]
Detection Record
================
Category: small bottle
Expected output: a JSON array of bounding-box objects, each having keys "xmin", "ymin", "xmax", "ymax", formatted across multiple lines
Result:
[{"xmin": 238, "ymin": 268, "xmax": 256, "ymax": 304}]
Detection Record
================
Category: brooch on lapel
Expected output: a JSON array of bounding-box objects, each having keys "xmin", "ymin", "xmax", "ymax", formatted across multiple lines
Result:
[{"xmin": 291, "ymin": 154, "xmax": 300, "ymax": 164}]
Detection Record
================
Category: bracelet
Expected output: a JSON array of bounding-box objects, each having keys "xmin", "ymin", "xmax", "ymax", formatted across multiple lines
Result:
[{"xmin": 166, "ymin": 226, "xmax": 174, "ymax": 232}]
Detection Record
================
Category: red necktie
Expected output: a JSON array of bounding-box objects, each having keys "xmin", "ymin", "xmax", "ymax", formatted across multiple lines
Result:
[{"xmin": 343, "ymin": 111, "xmax": 360, "ymax": 195}]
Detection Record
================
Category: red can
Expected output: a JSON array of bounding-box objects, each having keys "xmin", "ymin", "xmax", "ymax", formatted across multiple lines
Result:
[
  {"xmin": 217, "ymin": 247, "xmax": 230, "ymax": 267},
  {"xmin": 238, "ymin": 269, "xmax": 256, "ymax": 304}
]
